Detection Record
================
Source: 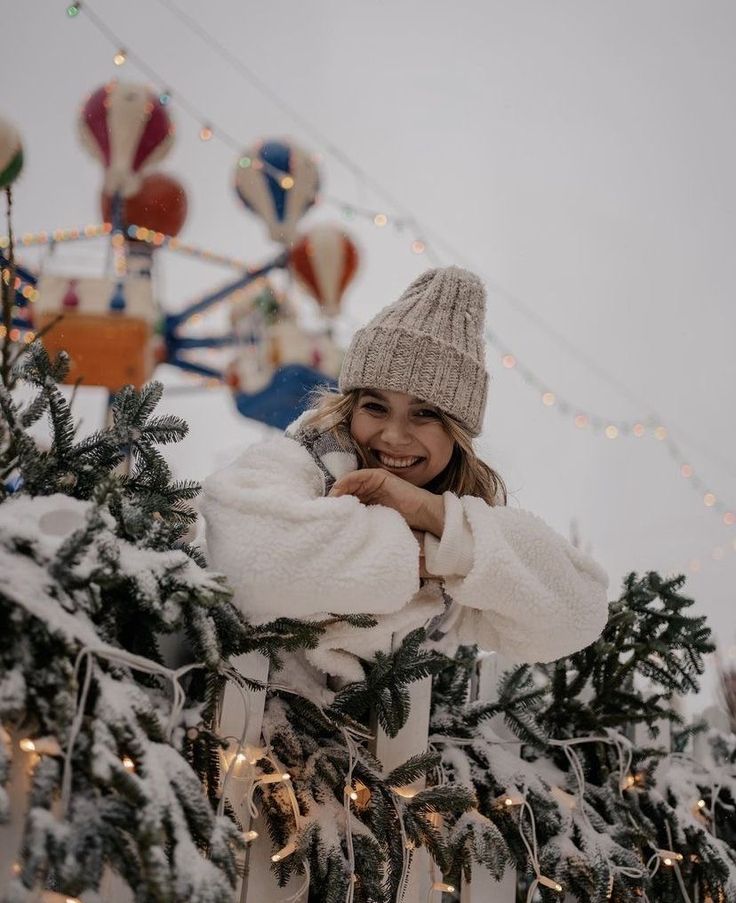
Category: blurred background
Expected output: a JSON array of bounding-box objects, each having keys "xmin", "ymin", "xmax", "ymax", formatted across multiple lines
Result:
[{"xmin": 3, "ymin": 0, "xmax": 735, "ymax": 708}]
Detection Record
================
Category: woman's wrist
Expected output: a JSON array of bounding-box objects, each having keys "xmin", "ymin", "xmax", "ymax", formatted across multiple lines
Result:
[{"xmin": 415, "ymin": 492, "xmax": 445, "ymax": 537}]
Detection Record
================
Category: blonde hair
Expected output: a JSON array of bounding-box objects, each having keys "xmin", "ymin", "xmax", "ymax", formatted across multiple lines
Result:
[{"xmin": 301, "ymin": 388, "xmax": 506, "ymax": 507}]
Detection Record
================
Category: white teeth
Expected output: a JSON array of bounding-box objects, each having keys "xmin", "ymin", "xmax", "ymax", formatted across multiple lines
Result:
[{"xmin": 376, "ymin": 452, "xmax": 421, "ymax": 469}]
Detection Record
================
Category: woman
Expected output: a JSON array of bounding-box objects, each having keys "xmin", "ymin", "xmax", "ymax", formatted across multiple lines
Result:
[{"xmin": 202, "ymin": 266, "xmax": 609, "ymax": 681}]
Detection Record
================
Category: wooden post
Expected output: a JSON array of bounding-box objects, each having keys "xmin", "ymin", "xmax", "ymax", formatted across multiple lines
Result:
[
  {"xmin": 374, "ymin": 673, "xmax": 434, "ymax": 903},
  {"xmin": 462, "ymin": 653, "xmax": 519, "ymax": 903},
  {"xmin": 217, "ymin": 650, "xmax": 306, "ymax": 903}
]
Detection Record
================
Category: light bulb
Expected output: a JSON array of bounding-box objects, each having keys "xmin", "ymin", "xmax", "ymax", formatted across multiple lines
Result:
[
  {"xmin": 502, "ymin": 354, "xmax": 516, "ymax": 369},
  {"xmin": 244, "ymin": 830, "xmax": 259, "ymax": 842},
  {"xmin": 542, "ymin": 392, "xmax": 555, "ymax": 406},
  {"xmin": 605, "ymin": 425, "xmax": 619, "ymax": 439},
  {"xmin": 632, "ymin": 423, "xmax": 646, "ymax": 437},
  {"xmin": 19, "ymin": 739, "xmax": 35, "ymax": 752},
  {"xmin": 271, "ymin": 840, "xmax": 296, "ymax": 862},
  {"xmin": 411, "ymin": 240, "xmax": 425, "ymax": 254},
  {"xmin": 574, "ymin": 414, "xmax": 588, "ymax": 428},
  {"xmin": 280, "ymin": 175, "xmax": 295, "ymax": 190},
  {"xmin": 122, "ymin": 756, "xmax": 135, "ymax": 772},
  {"xmin": 373, "ymin": 213, "xmax": 388, "ymax": 227},
  {"xmin": 199, "ymin": 125, "xmax": 214, "ymax": 141},
  {"xmin": 704, "ymin": 493, "xmax": 716, "ymax": 507},
  {"xmin": 66, "ymin": 2, "xmax": 80, "ymax": 16},
  {"xmin": 654, "ymin": 426, "xmax": 668, "ymax": 440},
  {"xmin": 113, "ymin": 49, "xmax": 127, "ymax": 66}
]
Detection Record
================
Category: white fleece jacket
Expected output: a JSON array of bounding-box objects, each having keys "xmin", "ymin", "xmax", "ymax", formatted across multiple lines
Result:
[{"xmin": 201, "ymin": 435, "xmax": 610, "ymax": 679}]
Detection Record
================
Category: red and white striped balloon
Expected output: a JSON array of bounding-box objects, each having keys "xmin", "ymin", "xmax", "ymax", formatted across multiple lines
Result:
[
  {"xmin": 79, "ymin": 82, "xmax": 174, "ymax": 198},
  {"xmin": 289, "ymin": 225, "xmax": 359, "ymax": 316}
]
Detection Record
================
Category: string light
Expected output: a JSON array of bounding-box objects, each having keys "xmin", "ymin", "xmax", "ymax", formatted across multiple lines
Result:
[
  {"xmin": 113, "ymin": 48, "xmax": 127, "ymax": 66},
  {"xmin": 392, "ymin": 785, "xmax": 420, "ymax": 799},
  {"xmin": 271, "ymin": 840, "xmax": 297, "ymax": 862},
  {"xmin": 121, "ymin": 756, "xmax": 135, "ymax": 772},
  {"xmin": 493, "ymin": 790, "xmax": 525, "ymax": 809},
  {"xmin": 605, "ymin": 425, "xmax": 619, "ymax": 439},
  {"xmin": 538, "ymin": 876, "xmax": 564, "ymax": 892},
  {"xmin": 244, "ymin": 829, "xmax": 259, "ymax": 842},
  {"xmin": 66, "ymin": 2, "xmax": 80, "ymax": 16},
  {"xmin": 199, "ymin": 125, "xmax": 214, "ymax": 141},
  {"xmin": 431, "ymin": 882, "xmax": 455, "ymax": 893},
  {"xmin": 704, "ymin": 493, "xmax": 716, "ymax": 507},
  {"xmin": 373, "ymin": 213, "xmax": 388, "ymax": 227},
  {"xmin": 19, "ymin": 738, "xmax": 35, "ymax": 752},
  {"xmin": 542, "ymin": 391, "xmax": 556, "ymax": 406},
  {"xmin": 280, "ymin": 175, "xmax": 294, "ymax": 190},
  {"xmin": 257, "ymin": 771, "xmax": 291, "ymax": 784},
  {"xmin": 411, "ymin": 239, "xmax": 426, "ymax": 254}
]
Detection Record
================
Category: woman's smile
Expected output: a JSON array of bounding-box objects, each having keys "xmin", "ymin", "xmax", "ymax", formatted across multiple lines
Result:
[{"xmin": 373, "ymin": 450, "xmax": 426, "ymax": 470}]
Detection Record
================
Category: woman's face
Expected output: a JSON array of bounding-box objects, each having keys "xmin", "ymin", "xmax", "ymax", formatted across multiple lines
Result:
[{"xmin": 350, "ymin": 388, "xmax": 454, "ymax": 487}]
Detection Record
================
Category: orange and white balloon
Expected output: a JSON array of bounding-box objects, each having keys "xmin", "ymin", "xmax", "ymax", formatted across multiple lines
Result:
[{"xmin": 289, "ymin": 225, "xmax": 359, "ymax": 316}]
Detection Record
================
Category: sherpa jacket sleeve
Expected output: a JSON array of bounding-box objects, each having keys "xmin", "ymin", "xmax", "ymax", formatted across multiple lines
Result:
[
  {"xmin": 423, "ymin": 492, "xmax": 609, "ymax": 664},
  {"xmin": 200, "ymin": 436, "xmax": 421, "ymax": 622}
]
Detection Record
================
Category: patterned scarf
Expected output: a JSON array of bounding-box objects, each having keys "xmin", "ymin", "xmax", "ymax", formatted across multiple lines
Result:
[{"xmin": 286, "ymin": 412, "xmax": 359, "ymax": 496}]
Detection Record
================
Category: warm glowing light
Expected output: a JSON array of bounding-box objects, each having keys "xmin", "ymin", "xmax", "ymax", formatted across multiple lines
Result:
[
  {"xmin": 113, "ymin": 49, "xmax": 127, "ymax": 66},
  {"xmin": 654, "ymin": 426, "xmax": 668, "ymax": 440},
  {"xmin": 704, "ymin": 493, "xmax": 716, "ymax": 507},
  {"xmin": 697, "ymin": 799, "xmax": 707, "ymax": 809},
  {"xmin": 542, "ymin": 392, "xmax": 556, "ymax": 406},
  {"xmin": 432, "ymin": 883, "xmax": 455, "ymax": 893},
  {"xmin": 271, "ymin": 840, "xmax": 297, "ymax": 862},
  {"xmin": 199, "ymin": 125, "xmax": 214, "ymax": 141},
  {"xmin": 280, "ymin": 175, "xmax": 295, "ymax": 190},
  {"xmin": 574, "ymin": 414, "xmax": 588, "ymax": 428},
  {"xmin": 632, "ymin": 423, "xmax": 646, "ymax": 437},
  {"xmin": 19, "ymin": 738, "xmax": 35, "ymax": 752},
  {"xmin": 680, "ymin": 464, "xmax": 693, "ymax": 478},
  {"xmin": 374, "ymin": 213, "xmax": 388, "ymax": 227},
  {"xmin": 244, "ymin": 830, "xmax": 259, "ymax": 842},
  {"xmin": 663, "ymin": 857, "xmax": 673, "ymax": 866},
  {"xmin": 411, "ymin": 240, "xmax": 425, "ymax": 254},
  {"xmin": 502, "ymin": 354, "xmax": 516, "ymax": 369},
  {"xmin": 621, "ymin": 774, "xmax": 636, "ymax": 789},
  {"xmin": 393, "ymin": 785, "xmax": 419, "ymax": 799},
  {"xmin": 724, "ymin": 512, "xmax": 736, "ymax": 526},
  {"xmin": 121, "ymin": 756, "xmax": 135, "ymax": 772},
  {"xmin": 605, "ymin": 425, "xmax": 619, "ymax": 439},
  {"xmin": 538, "ymin": 875, "xmax": 563, "ymax": 892}
]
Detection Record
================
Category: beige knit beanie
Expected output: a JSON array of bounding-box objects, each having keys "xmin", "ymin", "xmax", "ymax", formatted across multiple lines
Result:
[{"xmin": 339, "ymin": 266, "xmax": 489, "ymax": 436}]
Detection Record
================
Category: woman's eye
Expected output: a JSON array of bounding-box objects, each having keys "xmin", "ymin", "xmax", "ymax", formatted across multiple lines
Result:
[
  {"xmin": 362, "ymin": 402, "xmax": 386, "ymax": 413},
  {"xmin": 415, "ymin": 409, "xmax": 439, "ymax": 419}
]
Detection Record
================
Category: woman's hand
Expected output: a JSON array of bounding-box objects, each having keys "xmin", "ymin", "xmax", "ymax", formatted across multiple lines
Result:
[{"xmin": 329, "ymin": 468, "xmax": 445, "ymax": 535}]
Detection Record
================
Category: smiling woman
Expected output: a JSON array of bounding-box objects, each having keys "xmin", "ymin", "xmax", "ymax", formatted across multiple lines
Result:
[{"xmin": 202, "ymin": 266, "xmax": 609, "ymax": 677}]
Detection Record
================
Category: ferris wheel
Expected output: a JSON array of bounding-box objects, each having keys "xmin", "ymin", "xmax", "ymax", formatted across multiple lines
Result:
[{"xmin": 1, "ymin": 82, "xmax": 360, "ymax": 430}]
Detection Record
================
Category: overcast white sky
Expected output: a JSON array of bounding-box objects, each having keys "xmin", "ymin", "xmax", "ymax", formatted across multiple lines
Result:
[{"xmin": 5, "ymin": 1, "xmax": 736, "ymax": 707}]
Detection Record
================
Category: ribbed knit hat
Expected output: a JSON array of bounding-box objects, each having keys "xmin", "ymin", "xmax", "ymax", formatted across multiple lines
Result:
[{"xmin": 339, "ymin": 266, "xmax": 489, "ymax": 436}]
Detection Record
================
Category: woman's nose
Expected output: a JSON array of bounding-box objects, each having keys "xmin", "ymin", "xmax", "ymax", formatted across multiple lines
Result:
[{"xmin": 380, "ymin": 418, "xmax": 414, "ymax": 447}]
